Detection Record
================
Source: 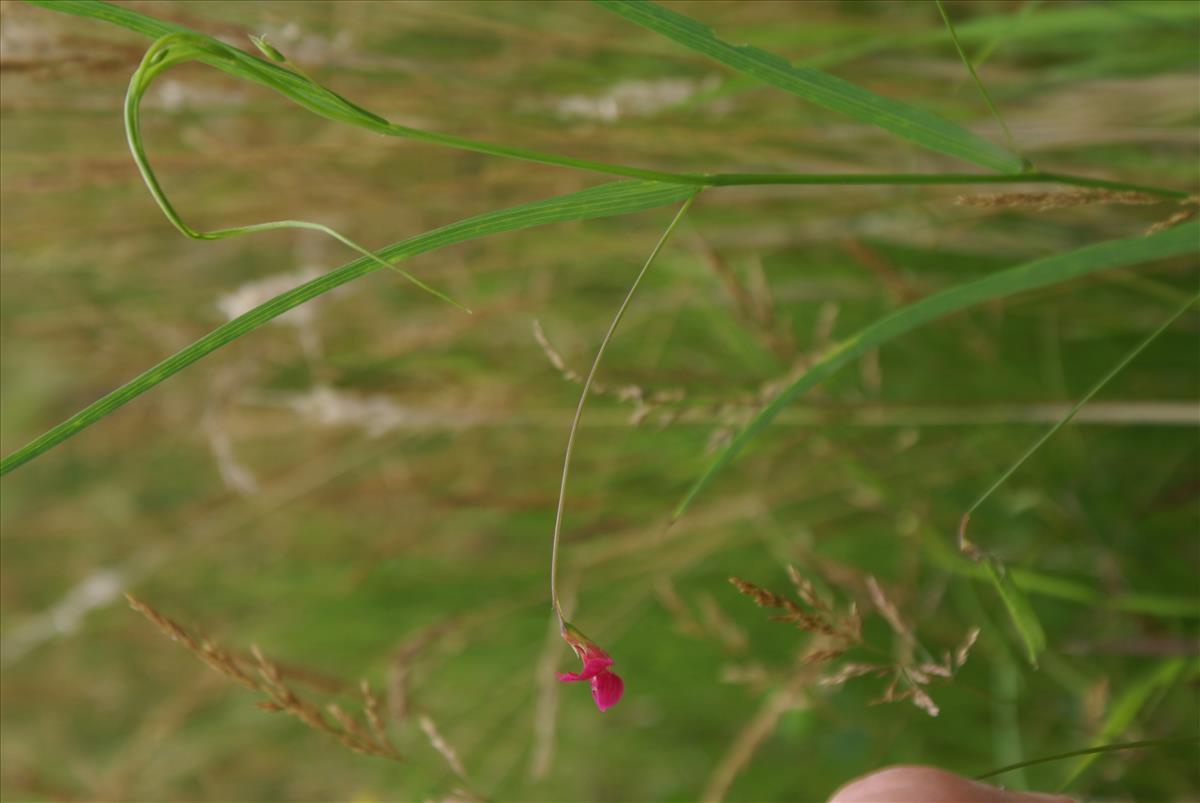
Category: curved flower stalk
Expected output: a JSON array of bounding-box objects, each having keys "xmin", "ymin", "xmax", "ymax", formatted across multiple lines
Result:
[
  {"xmin": 557, "ymin": 622, "xmax": 624, "ymax": 712},
  {"xmin": 125, "ymin": 33, "xmax": 467, "ymax": 312},
  {"xmin": 547, "ymin": 193, "xmax": 699, "ymax": 711}
]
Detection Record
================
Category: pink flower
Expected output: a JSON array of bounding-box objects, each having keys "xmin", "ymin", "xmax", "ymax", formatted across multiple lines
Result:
[{"xmin": 556, "ymin": 621, "xmax": 624, "ymax": 712}]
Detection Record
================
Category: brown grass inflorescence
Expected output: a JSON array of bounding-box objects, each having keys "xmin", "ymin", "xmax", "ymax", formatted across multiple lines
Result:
[
  {"xmin": 955, "ymin": 188, "xmax": 1161, "ymax": 210},
  {"xmin": 125, "ymin": 594, "xmax": 401, "ymax": 761},
  {"xmin": 729, "ymin": 571, "xmax": 979, "ymax": 720}
]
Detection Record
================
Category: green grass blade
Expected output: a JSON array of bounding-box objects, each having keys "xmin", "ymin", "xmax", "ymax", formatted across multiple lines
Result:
[
  {"xmin": 0, "ymin": 180, "xmax": 693, "ymax": 477},
  {"xmin": 592, "ymin": 0, "xmax": 1026, "ymax": 173},
  {"xmin": 969, "ymin": 0, "xmax": 1045, "ymax": 71},
  {"xmin": 917, "ymin": 524, "xmax": 1200, "ymax": 618},
  {"xmin": 961, "ymin": 290, "xmax": 1199, "ymax": 540},
  {"xmin": 1059, "ymin": 658, "xmax": 1195, "ymax": 789},
  {"xmin": 935, "ymin": 0, "xmax": 1017, "ymax": 152},
  {"xmin": 674, "ymin": 220, "xmax": 1200, "ymax": 520},
  {"xmin": 983, "ymin": 557, "xmax": 1047, "ymax": 667},
  {"xmin": 976, "ymin": 736, "xmax": 1200, "ymax": 782}
]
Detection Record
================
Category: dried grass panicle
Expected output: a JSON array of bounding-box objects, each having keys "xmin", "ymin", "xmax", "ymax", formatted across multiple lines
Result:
[
  {"xmin": 955, "ymin": 188, "xmax": 1161, "ymax": 211},
  {"xmin": 818, "ymin": 662, "xmax": 883, "ymax": 687},
  {"xmin": 419, "ymin": 713, "xmax": 469, "ymax": 781},
  {"xmin": 909, "ymin": 684, "xmax": 940, "ymax": 718},
  {"xmin": 729, "ymin": 571, "xmax": 864, "ymax": 675},
  {"xmin": 125, "ymin": 594, "xmax": 401, "ymax": 762},
  {"xmin": 728, "ymin": 577, "xmax": 800, "ymax": 612},
  {"xmin": 825, "ymin": 579, "xmax": 981, "ymax": 719},
  {"xmin": 802, "ymin": 648, "xmax": 845, "ymax": 665},
  {"xmin": 1146, "ymin": 205, "xmax": 1198, "ymax": 236},
  {"xmin": 865, "ymin": 575, "xmax": 914, "ymax": 644},
  {"xmin": 786, "ymin": 565, "xmax": 828, "ymax": 612},
  {"xmin": 768, "ymin": 611, "xmax": 835, "ymax": 635},
  {"xmin": 361, "ymin": 679, "xmax": 393, "ymax": 750},
  {"xmin": 730, "ymin": 572, "xmax": 982, "ymax": 718},
  {"xmin": 125, "ymin": 594, "xmax": 256, "ymax": 690},
  {"xmin": 730, "ymin": 573, "xmax": 862, "ymax": 644},
  {"xmin": 533, "ymin": 319, "xmax": 685, "ymax": 425},
  {"xmin": 954, "ymin": 626, "xmax": 981, "ymax": 670}
]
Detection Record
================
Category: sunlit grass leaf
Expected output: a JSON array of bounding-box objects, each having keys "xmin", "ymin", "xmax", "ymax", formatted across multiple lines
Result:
[
  {"xmin": 983, "ymin": 557, "xmax": 1046, "ymax": 668},
  {"xmin": 592, "ymin": 0, "xmax": 1025, "ymax": 173},
  {"xmin": 674, "ymin": 220, "xmax": 1200, "ymax": 520},
  {"xmin": 1059, "ymin": 658, "xmax": 1195, "ymax": 789},
  {"xmin": 0, "ymin": 180, "xmax": 694, "ymax": 476}
]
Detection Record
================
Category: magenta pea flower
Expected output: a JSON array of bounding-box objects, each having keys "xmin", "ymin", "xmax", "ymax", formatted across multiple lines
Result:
[{"xmin": 556, "ymin": 621, "xmax": 624, "ymax": 712}]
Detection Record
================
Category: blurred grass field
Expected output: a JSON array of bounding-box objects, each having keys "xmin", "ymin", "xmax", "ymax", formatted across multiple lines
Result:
[{"xmin": 1, "ymin": 1, "xmax": 1198, "ymax": 801}]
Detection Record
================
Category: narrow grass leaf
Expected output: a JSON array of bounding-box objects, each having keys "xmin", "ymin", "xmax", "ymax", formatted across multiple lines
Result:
[
  {"xmin": 935, "ymin": 0, "xmax": 1017, "ymax": 152},
  {"xmin": 592, "ymin": 0, "xmax": 1025, "ymax": 173},
  {"xmin": 976, "ymin": 736, "xmax": 1200, "ymax": 782},
  {"xmin": 983, "ymin": 558, "xmax": 1046, "ymax": 668},
  {"xmin": 674, "ymin": 220, "xmax": 1200, "ymax": 519},
  {"xmin": 961, "ymin": 290, "xmax": 1199, "ymax": 542},
  {"xmin": 1059, "ymin": 658, "xmax": 1195, "ymax": 789},
  {"xmin": 0, "ymin": 181, "xmax": 694, "ymax": 476},
  {"xmin": 919, "ymin": 526, "xmax": 1200, "ymax": 618}
]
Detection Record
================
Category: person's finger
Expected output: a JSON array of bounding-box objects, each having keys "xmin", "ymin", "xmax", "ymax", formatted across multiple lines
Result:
[{"xmin": 828, "ymin": 765, "xmax": 1076, "ymax": 803}]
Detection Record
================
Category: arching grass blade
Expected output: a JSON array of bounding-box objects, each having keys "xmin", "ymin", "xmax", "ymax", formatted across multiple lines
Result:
[
  {"xmin": 674, "ymin": 221, "xmax": 1200, "ymax": 520},
  {"xmin": 592, "ymin": 0, "xmax": 1026, "ymax": 174},
  {"xmin": 0, "ymin": 180, "xmax": 694, "ymax": 476}
]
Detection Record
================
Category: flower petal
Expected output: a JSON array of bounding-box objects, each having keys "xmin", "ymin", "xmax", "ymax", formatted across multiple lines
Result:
[
  {"xmin": 590, "ymin": 669, "xmax": 624, "ymax": 711},
  {"xmin": 556, "ymin": 671, "xmax": 588, "ymax": 682},
  {"xmin": 579, "ymin": 654, "xmax": 614, "ymax": 678}
]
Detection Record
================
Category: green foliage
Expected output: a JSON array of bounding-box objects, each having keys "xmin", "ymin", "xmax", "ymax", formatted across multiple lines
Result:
[
  {"xmin": 983, "ymin": 557, "xmax": 1046, "ymax": 668},
  {"xmin": 594, "ymin": 0, "xmax": 1025, "ymax": 172},
  {"xmin": 677, "ymin": 222, "xmax": 1199, "ymax": 519},
  {"xmin": 0, "ymin": 180, "xmax": 694, "ymax": 475},
  {"xmin": 1059, "ymin": 659, "xmax": 1196, "ymax": 788},
  {"xmin": 1, "ymin": 1, "xmax": 1197, "ymax": 802}
]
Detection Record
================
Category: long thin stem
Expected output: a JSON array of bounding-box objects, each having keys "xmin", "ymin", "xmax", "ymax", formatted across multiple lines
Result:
[
  {"xmin": 959, "ymin": 290, "xmax": 1199, "ymax": 550},
  {"xmin": 549, "ymin": 192, "xmax": 700, "ymax": 623},
  {"xmin": 973, "ymin": 736, "xmax": 1200, "ymax": 781},
  {"xmin": 936, "ymin": 0, "xmax": 1017, "ymax": 153}
]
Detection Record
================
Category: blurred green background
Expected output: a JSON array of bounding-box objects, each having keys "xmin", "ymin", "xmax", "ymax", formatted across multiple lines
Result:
[{"xmin": 1, "ymin": 1, "xmax": 1197, "ymax": 800}]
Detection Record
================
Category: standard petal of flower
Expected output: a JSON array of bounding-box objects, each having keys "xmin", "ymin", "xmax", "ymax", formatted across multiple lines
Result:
[
  {"xmin": 590, "ymin": 670, "xmax": 624, "ymax": 711},
  {"xmin": 578, "ymin": 654, "xmax": 614, "ymax": 677}
]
